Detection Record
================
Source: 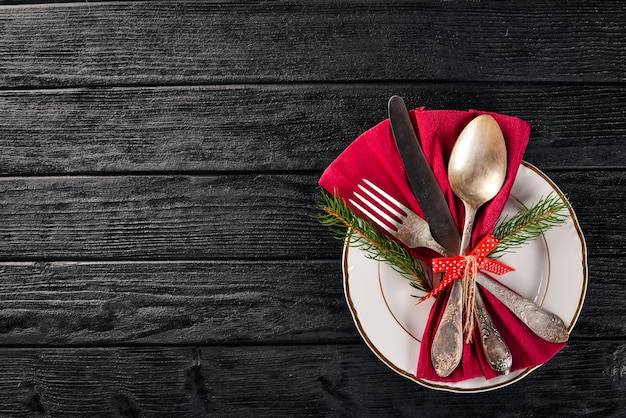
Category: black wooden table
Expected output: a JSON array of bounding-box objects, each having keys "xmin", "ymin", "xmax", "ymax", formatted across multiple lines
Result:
[{"xmin": 0, "ymin": 1, "xmax": 624, "ymax": 416}]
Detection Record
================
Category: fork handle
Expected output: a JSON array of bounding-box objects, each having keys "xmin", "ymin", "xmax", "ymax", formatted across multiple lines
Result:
[
  {"xmin": 427, "ymin": 239, "xmax": 452, "ymax": 257},
  {"xmin": 476, "ymin": 273, "xmax": 569, "ymax": 343}
]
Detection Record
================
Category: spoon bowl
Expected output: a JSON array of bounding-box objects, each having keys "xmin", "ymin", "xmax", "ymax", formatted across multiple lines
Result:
[{"xmin": 449, "ymin": 114, "xmax": 508, "ymax": 253}]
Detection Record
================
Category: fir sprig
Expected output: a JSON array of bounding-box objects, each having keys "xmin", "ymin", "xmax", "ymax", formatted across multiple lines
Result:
[
  {"xmin": 490, "ymin": 192, "xmax": 569, "ymax": 258},
  {"xmin": 316, "ymin": 189, "xmax": 570, "ymax": 294},
  {"xmin": 316, "ymin": 190, "xmax": 430, "ymax": 292}
]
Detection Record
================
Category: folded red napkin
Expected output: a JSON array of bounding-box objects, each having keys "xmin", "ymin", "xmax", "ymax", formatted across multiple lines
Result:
[{"xmin": 319, "ymin": 107, "xmax": 566, "ymax": 382}]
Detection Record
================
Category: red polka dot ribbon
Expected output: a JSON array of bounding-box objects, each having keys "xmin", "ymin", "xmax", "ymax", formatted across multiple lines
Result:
[{"xmin": 420, "ymin": 234, "xmax": 514, "ymax": 303}]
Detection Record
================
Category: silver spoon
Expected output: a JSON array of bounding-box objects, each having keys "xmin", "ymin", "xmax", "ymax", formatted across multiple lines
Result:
[{"xmin": 430, "ymin": 115, "xmax": 511, "ymax": 377}]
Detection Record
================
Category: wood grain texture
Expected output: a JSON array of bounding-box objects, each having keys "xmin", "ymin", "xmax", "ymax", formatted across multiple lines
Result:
[
  {"xmin": 0, "ymin": 256, "xmax": 620, "ymax": 346},
  {"xmin": 0, "ymin": 0, "xmax": 134, "ymax": 5},
  {"xmin": 0, "ymin": 260, "xmax": 354, "ymax": 345},
  {"xmin": 0, "ymin": 1, "xmax": 625, "ymax": 87},
  {"xmin": 551, "ymin": 171, "xmax": 626, "ymax": 257},
  {"xmin": 0, "ymin": 342, "xmax": 623, "ymax": 417},
  {"xmin": 0, "ymin": 172, "xmax": 621, "ymax": 260},
  {"xmin": 0, "ymin": 1, "xmax": 622, "ymax": 415},
  {"xmin": 0, "ymin": 174, "xmax": 323, "ymax": 260},
  {"xmin": 0, "ymin": 83, "xmax": 624, "ymax": 175}
]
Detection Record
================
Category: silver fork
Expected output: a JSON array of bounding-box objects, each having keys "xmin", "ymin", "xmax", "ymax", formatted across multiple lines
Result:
[
  {"xmin": 348, "ymin": 179, "xmax": 568, "ymax": 345},
  {"xmin": 349, "ymin": 179, "xmax": 449, "ymax": 256}
]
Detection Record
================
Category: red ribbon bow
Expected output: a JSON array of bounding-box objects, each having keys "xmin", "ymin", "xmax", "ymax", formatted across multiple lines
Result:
[{"xmin": 420, "ymin": 235, "xmax": 514, "ymax": 303}]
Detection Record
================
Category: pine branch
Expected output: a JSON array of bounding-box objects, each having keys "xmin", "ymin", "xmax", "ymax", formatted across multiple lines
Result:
[
  {"xmin": 315, "ymin": 190, "xmax": 430, "ymax": 292},
  {"xmin": 315, "ymin": 189, "xmax": 570, "ymax": 295},
  {"xmin": 490, "ymin": 192, "xmax": 570, "ymax": 258}
]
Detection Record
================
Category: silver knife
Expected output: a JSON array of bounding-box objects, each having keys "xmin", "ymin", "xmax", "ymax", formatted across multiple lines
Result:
[
  {"xmin": 388, "ymin": 96, "xmax": 465, "ymax": 377},
  {"xmin": 388, "ymin": 95, "xmax": 460, "ymax": 255}
]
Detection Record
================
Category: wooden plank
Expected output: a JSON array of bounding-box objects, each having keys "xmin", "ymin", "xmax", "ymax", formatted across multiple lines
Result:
[
  {"xmin": 581, "ymin": 256, "xmax": 626, "ymax": 338},
  {"xmin": 0, "ymin": 174, "xmax": 326, "ymax": 260},
  {"xmin": 0, "ymin": 171, "xmax": 621, "ymax": 261},
  {"xmin": 0, "ymin": 84, "xmax": 624, "ymax": 175},
  {"xmin": 0, "ymin": 0, "xmax": 134, "ymax": 5},
  {"xmin": 549, "ymin": 171, "xmax": 626, "ymax": 257},
  {"xmin": 0, "ymin": 255, "xmax": 619, "ymax": 346},
  {"xmin": 0, "ymin": 260, "xmax": 353, "ymax": 345},
  {"xmin": 0, "ymin": 1, "xmax": 625, "ymax": 87},
  {"xmin": 0, "ymin": 342, "xmax": 623, "ymax": 416}
]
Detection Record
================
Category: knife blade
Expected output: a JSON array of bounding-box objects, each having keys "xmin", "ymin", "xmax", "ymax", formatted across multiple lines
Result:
[
  {"xmin": 388, "ymin": 95, "xmax": 461, "ymax": 255},
  {"xmin": 388, "ymin": 95, "xmax": 465, "ymax": 377}
]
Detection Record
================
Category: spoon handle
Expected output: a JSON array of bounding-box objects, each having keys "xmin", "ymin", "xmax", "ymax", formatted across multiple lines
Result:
[
  {"xmin": 430, "ymin": 280, "xmax": 464, "ymax": 377},
  {"xmin": 475, "ymin": 273, "xmax": 569, "ymax": 343},
  {"xmin": 460, "ymin": 204, "xmax": 478, "ymax": 255},
  {"xmin": 474, "ymin": 290, "xmax": 512, "ymax": 375},
  {"xmin": 430, "ymin": 203, "xmax": 477, "ymax": 377}
]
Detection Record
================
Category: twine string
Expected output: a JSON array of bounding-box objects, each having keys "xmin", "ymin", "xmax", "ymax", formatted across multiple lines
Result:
[{"xmin": 462, "ymin": 255, "xmax": 479, "ymax": 343}]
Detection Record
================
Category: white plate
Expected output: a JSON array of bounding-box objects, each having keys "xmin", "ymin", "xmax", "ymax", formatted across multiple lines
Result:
[{"xmin": 343, "ymin": 162, "xmax": 587, "ymax": 392}]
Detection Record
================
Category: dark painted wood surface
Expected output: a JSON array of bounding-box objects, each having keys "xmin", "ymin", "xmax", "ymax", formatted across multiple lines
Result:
[{"xmin": 0, "ymin": 1, "xmax": 624, "ymax": 416}]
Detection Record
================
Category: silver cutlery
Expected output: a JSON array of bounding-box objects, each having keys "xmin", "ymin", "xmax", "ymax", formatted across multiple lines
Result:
[
  {"xmin": 474, "ymin": 289, "xmax": 512, "ymax": 374},
  {"xmin": 388, "ymin": 97, "xmax": 513, "ymax": 376},
  {"xmin": 475, "ymin": 275, "xmax": 568, "ymax": 343},
  {"xmin": 349, "ymin": 178, "xmax": 568, "ymax": 371}
]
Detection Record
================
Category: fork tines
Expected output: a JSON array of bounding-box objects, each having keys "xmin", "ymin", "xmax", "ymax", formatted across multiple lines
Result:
[{"xmin": 349, "ymin": 179, "xmax": 409, "ymax": 235}]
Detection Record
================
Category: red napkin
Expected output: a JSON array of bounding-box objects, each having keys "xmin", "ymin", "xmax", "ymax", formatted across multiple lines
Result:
[{"xmin": 319, "ymin": 108, "xmax": 567, "ymax": 382}]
